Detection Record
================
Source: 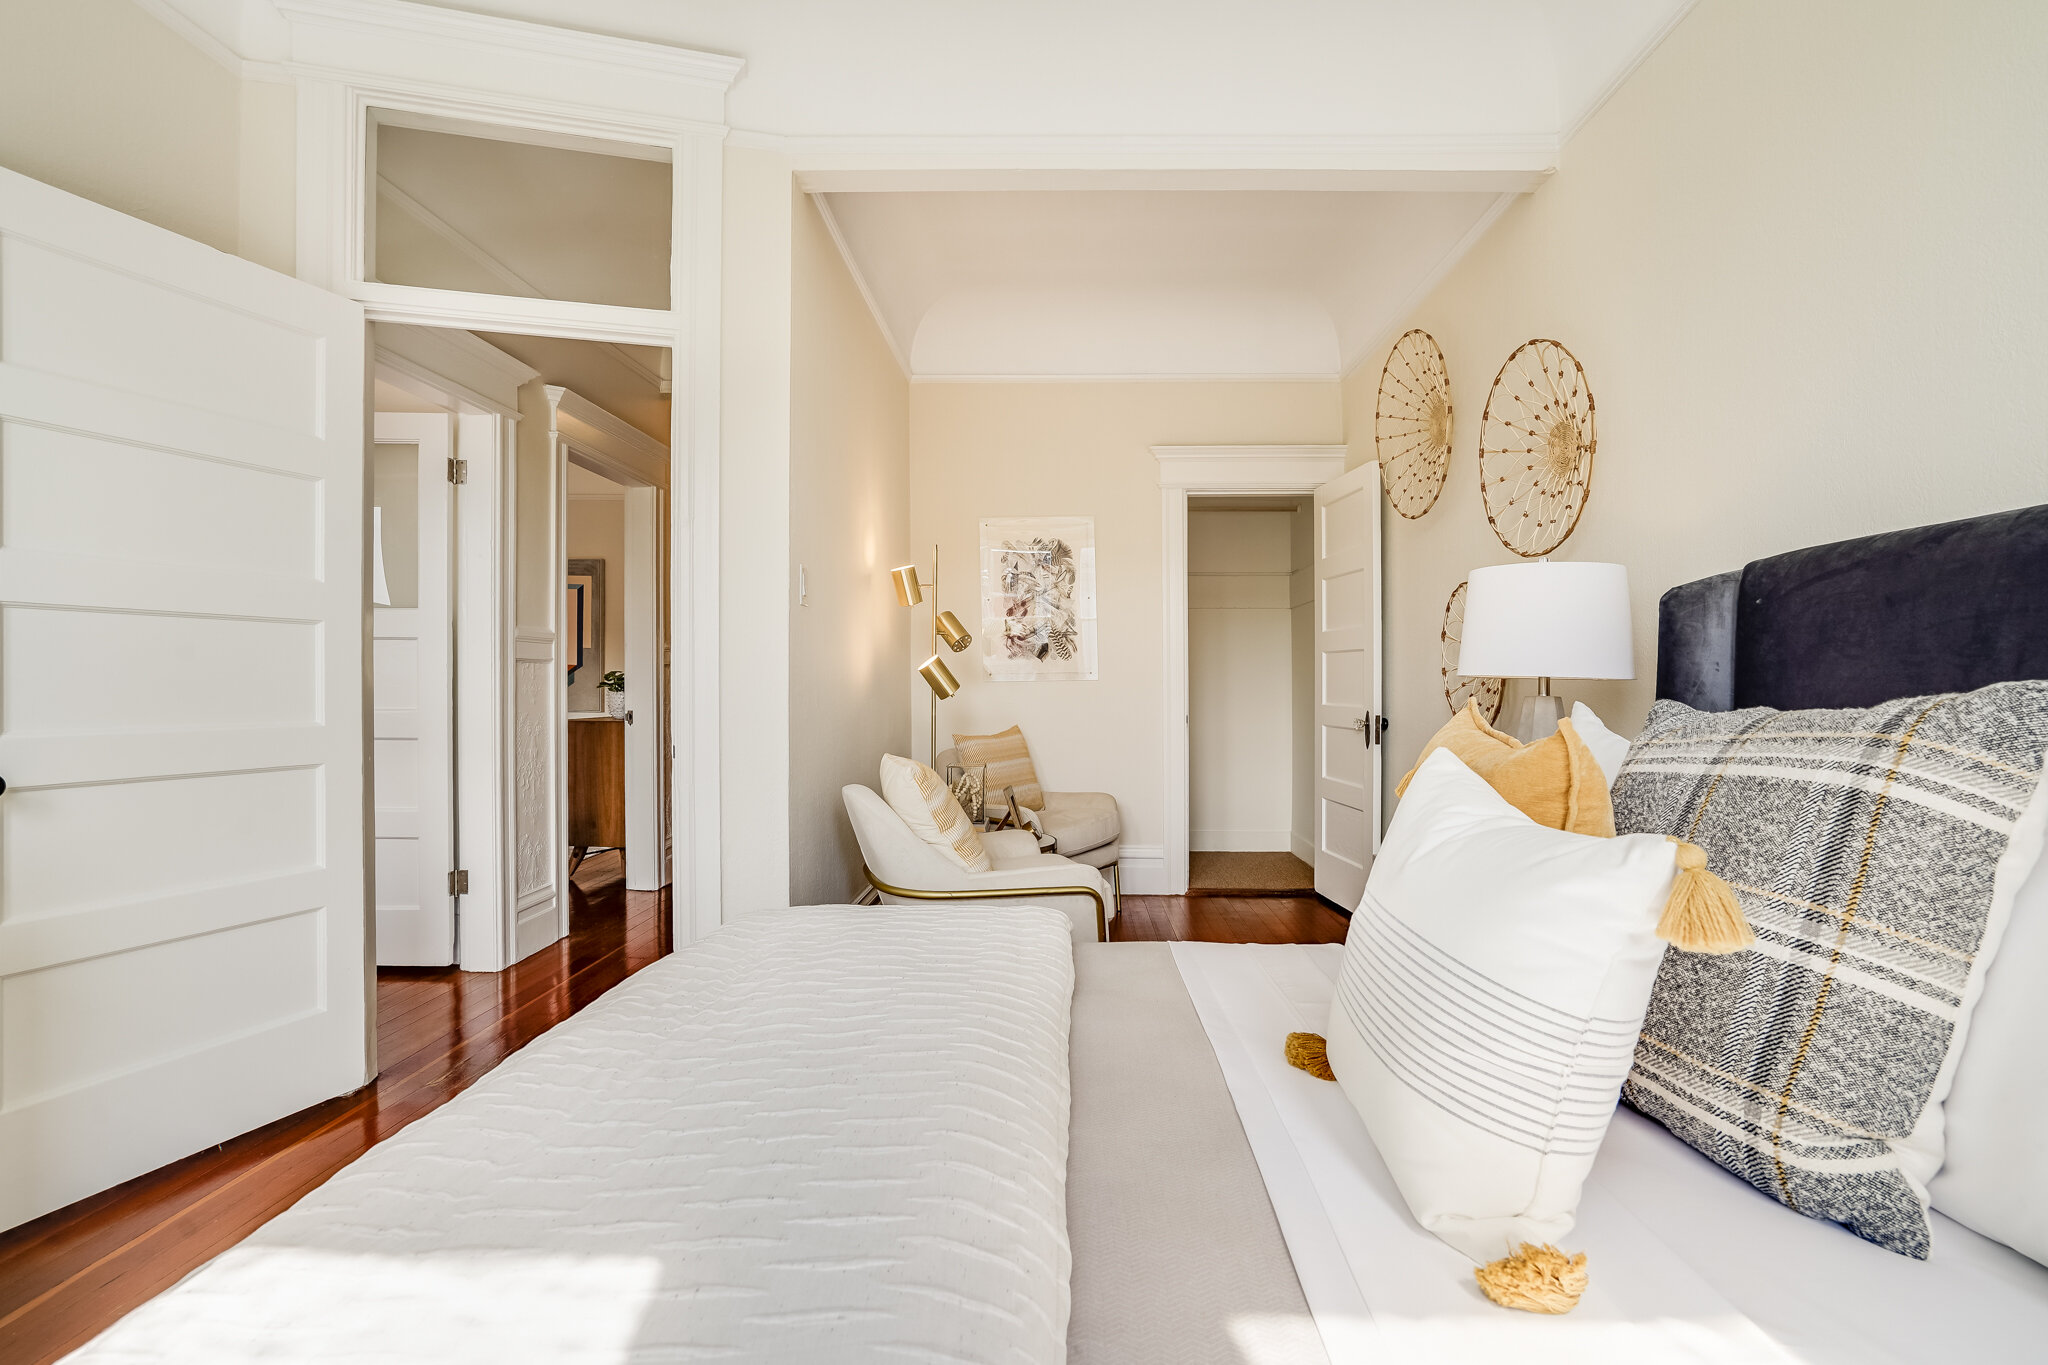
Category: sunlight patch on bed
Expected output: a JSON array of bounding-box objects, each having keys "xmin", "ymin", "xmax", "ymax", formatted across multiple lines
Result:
[{"xmin": 78, "ymin": 1247, "xmax": 664, "ymax": 1363}]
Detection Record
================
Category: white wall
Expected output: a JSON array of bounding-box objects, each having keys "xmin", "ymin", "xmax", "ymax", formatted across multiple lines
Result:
[
  {"xmin": 1188, "ymin": 508, "xmax": 1295, "ymax": 851},
  {"xmin": 1289, "ymin": 500, "xmax": 1314, "ymax": 863},
  {"xmin": 718, "ymin": 145, "xmax": 796, "ymax": 913},
  {"xmin": 908, "ymin": 382, "xmax": 1342, "ymax": 883},
  {"xmin": 0, "ymin": 0, "xmax": 294, "ymax": 271},
  {"xmin": 1346, "ymin": 0, "xmax": 2048, "ymax": 816},
  {"xmin": 788, "ymin": 189, "xmax": 911, "ymax": 904}
]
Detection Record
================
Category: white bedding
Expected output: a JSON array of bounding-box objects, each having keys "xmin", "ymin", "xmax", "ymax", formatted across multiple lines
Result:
[
  {"xmin": 1172, "ymin": 941, "xmax": 2048, "ymax": 1365},
  {"xmin": 66, "ymin": 907, "xmax": 1078, "ymax": 1365}
]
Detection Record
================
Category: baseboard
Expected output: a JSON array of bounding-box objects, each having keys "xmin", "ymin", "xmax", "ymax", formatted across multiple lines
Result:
[
  {"xmin": 1291, "ymin": 833, "xmax": 1315, "ymax": 865},
  {"xmin": 1190, "ymin": 831, "xmax": 1293, "ymax": 853},
  {"xmin": 1118, "ymin": 844, "xmax": 1167, "ymax": 894}
]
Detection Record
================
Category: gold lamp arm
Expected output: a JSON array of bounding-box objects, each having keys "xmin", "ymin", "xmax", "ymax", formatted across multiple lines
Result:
[{"xmin": 860, "ymin": 863, "xmax": 1107, "ymax": 944}]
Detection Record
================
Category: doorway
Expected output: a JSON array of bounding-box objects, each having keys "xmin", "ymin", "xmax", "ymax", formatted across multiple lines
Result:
[{"xmin": 1186, "ymin": 496, "xmax": 1316, "ymax": 896}]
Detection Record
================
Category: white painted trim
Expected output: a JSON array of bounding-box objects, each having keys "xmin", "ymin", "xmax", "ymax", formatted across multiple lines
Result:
[
  {"xmin": 910, "ymin": 372, "xmax": 1342, "ymax": 385},
  {"xmin": 1156, "ymin": 444, "xmax": 1352, "ymax": 894},
  {"xmin": 371, "ymin": 106, "xmax": 675, "ymax": 163},
  {"xmin": 548, "ymin": 386, "xmax": 670, "ymax": 489},
  {"xmin": 1191, "ymin": 831, "xmax": 1295, "ymax": 853},
  {"xmin": 355, "ymin": 282, "xmax": 675, "ymax": 345},
  {"xmin": 768, "ymin": 132, "xmax": 1560, "ymax": 177},
  {"xmin": 275, "ymin": 0, "xmax": 744, "ymax": 103},
  {"xmin": 374, "ymin": 322, "xmax": 536, "ymax": 419},
  {"xmin": 1118, "ymin": 844, "xmax": 1167, "ymax": 896},
  {"xmin": 622, "ymin": 485, "xmax": 666, "ymax": 890},
  {"xmin": 453, "ymin": 409, "xmax": 518, "ymax": 973},
  {"xmin": 789, "ymin": 166, "xmax": 1555, "ymax": 195},
  {"xmin": 810, "ymin": 193, "xmax": 909, "ymax": 377},
  {"xmin": 1291, "ymin": 833, "xmax": 1317, "ymax": 866},
  {"xmin": 1155, "ymin": 445, "xmax": 1349, "ymax": 491},
  {"xmin": 1338, "ymin": 188, "xmax": 1521, "ymax": 381}
]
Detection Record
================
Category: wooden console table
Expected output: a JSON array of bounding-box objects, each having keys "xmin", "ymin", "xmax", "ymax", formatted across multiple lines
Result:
[{"xmin": 568, "ymin": 716, "xmax": 625, "ymax": 865}]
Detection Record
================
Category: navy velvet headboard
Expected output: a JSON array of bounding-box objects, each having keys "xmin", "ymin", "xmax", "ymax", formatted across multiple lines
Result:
[{"xmin": 1656, "ymin": 504, "xmax": 2048, "ymax": 712}]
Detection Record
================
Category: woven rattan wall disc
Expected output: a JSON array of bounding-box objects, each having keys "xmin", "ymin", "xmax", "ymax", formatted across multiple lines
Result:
[
  {"xmin": 1478, "ymin": 339, "xmax": 1596, "ymax": 557},
  {"xmin": 1441, "ymin": 580, "xmax": 1505, "ymax": 722},
  {"xmin": 1374, "ymin": 329, "xmax": 1453, "ymax": 518}
]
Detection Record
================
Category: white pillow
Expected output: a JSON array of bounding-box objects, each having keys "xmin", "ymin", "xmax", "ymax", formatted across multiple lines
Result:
[
  {"xmin": 878, "ymin": 754, "xmax": 991, "ymax": 873},
  {"xmin": 1927, "ymin": 787, "xmax": 2048, "ymax": 1266},
  {"xmin": 1323, "ymin": 748, "xmax": 1679, "ymax": 1262},
  {"xmin": 1569, "ymin": 700, "xmax": 1633, "ymax": 790}
]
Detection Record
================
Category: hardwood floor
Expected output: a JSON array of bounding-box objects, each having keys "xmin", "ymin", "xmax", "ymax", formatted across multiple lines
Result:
[
  {"xmin": 1113, "ymin": 893, "xmax": 1350, "ymax": 944},
  {"xmin": 0, "ymin": 865, "xmax": 1342, "ymax": 1362},
  {"xmin": 0, "ymin": 851, "xmax": 667, "ymax": 1365}
]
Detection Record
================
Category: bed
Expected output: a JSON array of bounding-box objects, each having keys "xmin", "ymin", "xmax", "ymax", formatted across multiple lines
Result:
[{"xmin": 64, "ymin": 506, "xmax": 2048, "ymax": 1363}]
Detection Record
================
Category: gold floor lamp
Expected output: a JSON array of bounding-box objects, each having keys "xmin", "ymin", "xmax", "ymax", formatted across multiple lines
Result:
[{"xmin": 893, "ymin": 543, "xmax": 973, "ymax": 765}]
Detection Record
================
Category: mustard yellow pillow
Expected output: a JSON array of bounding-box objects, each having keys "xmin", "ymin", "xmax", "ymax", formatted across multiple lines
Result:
[{"xmin": 1396, "ymin": 701, "xmax": 1615, "ymax": 838}]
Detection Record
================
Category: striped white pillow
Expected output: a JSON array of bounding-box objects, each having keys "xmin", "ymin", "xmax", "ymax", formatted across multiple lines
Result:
[
  {"xmin": 1325, "ymin": 748, "xmax": 1679, "ymax": 1263},
  {"xmin": 880, "ymin": 754, "xmax": 992, "ymax": 873}
]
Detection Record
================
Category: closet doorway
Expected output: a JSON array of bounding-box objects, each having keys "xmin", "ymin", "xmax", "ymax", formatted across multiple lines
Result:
[{"xmin": 1186, "ymin": 497, "xmax": 1317, "ymax": 896}]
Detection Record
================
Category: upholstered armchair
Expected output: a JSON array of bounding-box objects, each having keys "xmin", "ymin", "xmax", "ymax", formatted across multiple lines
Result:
[
  {"xmin": 936, "ymin": 744, "xmax": 1123, "ymax": 911},
  {"xmin": 842, "ymin": 785, "xmax": 1112, "ymax": 943}
]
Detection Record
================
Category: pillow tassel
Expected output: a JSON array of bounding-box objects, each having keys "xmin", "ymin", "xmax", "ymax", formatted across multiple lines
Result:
[
  {"xmin": 1475, "ymin": 1243, "xmax": 1588, "ymax": 1314},
  {"xmin": 1284, "ymin": 1032, "xmax": 1336, "ymax": 1081},
  {"xmin": 1658, "ymin": 839, "xmax": 1754, "ymax": 954}
]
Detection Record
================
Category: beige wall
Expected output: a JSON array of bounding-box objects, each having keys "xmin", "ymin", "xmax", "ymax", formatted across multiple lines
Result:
[
  {"xmin": 909, "ymin": 382, "xmax": 1342, "ymax": 869},
  {"xmin": 1347, "ymin": 0, "xmax": 2048, "ymax": 815},
  {"xmin": 1188, "ymin": 508, "xmax": 1295, "ymax": 851},
  {"xmin": 0, "ymin": 0, "xmax": 293, "ymax": 271},
  {"xmin": 788, "ymin": 191, "xmax": 912, "ymax": 903}
]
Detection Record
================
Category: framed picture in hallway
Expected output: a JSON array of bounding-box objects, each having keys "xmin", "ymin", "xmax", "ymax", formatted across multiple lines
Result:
[{"xmin": 980, "ymin": 517, "xmax": 1098, "ymax": 682}]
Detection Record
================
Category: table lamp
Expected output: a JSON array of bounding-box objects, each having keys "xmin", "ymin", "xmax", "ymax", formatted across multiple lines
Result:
[{"xmin": 1456, "ymin": 561, "xmax": 1634, "ymax": 741}]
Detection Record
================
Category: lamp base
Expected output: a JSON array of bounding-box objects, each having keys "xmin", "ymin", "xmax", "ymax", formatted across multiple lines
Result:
[{"xmin": 1511, "ymin": 690, "xmax": 1563, "ymax": 743}]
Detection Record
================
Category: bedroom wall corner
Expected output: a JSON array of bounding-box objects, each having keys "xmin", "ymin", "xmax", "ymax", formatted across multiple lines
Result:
[
  {"xmin": 1349, "ymin": 0, "xmax": 2048, "ymax": 818},
  {"xmin": 788, "ymin": 187, "xmax": 912, "ymax": 905}
]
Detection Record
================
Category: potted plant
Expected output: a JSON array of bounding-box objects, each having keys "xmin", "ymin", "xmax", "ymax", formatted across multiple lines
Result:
[{"xmin": 600, "ymin": 670, "xmax": 627, "ymax": 719}]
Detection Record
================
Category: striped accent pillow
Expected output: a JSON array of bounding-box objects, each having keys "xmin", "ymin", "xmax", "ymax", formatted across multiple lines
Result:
[
  {"xmin": 879, "ymin": 754, "xmax": 992, "ymax": 873},
  {"xmin": 1324, "ymin": 749, "xmax": 1681, "ymax": 1263},
  {"xmin": 952, "ymin": 725, "xmax": 1044, "ymax": 813},
  {"xmin": 1614, "ymin": 684, "xmax": 2048, "ymax": 1258}
]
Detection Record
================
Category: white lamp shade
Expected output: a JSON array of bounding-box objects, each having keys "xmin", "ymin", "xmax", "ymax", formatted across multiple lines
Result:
[{"xmin": 1457, "ymin": 562, "xmax": 1635, "ymax": 680}]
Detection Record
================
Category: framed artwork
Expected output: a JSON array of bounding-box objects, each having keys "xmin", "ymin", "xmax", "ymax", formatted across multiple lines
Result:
[
  {"xmin": 566, "ymin": 558, "xmax": 606, "ymax": 712},
  {"xmin": 979, "ymin": 517, "xmax": 1097, "ymax": 682}
]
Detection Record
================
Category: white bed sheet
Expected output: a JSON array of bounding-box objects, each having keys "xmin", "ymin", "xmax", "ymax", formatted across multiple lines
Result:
[
  {"xmin": 1172, "ymin": 941, "xmax": 2048, "ymax": 1365},
  {"xmin": 67, "ymin": 908, "xmax": 1078, "ymax": 1365}
]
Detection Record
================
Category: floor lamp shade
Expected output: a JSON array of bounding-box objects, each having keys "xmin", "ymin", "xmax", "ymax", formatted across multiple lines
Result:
[{"xmin": 1458, "ymin": 562, "xmax": 1635, "ymax": 681}]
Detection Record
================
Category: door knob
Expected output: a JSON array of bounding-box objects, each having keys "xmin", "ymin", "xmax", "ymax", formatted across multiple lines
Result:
[
  {"xmin": 1351, "ymin": 716, "xmax": 1369, "ymax": 732},
  {"xmin": 625, "ymin": 710, "xmax": 635, "ymax": 725}
]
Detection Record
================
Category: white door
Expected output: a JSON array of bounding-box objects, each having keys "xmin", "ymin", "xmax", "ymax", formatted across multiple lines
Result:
[
  {"xmin": 373, "ymin": 412, "xmax": 456, "ymax": 965},
  {"xmin": 0, "ymin": 167, "xmax": 369, "ymax": 1230},
  {"xmin": 1313, "ymin": 462, "xmax": 1382, "ymax": 910}
]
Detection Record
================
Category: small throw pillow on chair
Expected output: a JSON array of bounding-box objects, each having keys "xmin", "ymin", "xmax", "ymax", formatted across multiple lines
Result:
[
  {"xmin": 879, "ymin": 754, "xmax": 992, "ymax": 872},
  {"xmin": 953, "ymin": 725, "xmax": 1045, "ymax": 813}
]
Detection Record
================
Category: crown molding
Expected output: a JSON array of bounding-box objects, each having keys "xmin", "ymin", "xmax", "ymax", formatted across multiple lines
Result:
[
  {"xmin": 911, "ymin": 372, "xmax": 1341, "ymax": 385},
  {"xmin": 808, "ymin": 194, "xmax": 909, "ymax": 378},
  {"xmin": 545, "ymin": 385, "xmax": 670, "ymax": 488},
  {"xmin": 272, "ymin": 0, "xmax": 743, "ymax": 90},
  {"xmin": 374, "ymin": 322, "xmax": 539, "ymax": 418}
]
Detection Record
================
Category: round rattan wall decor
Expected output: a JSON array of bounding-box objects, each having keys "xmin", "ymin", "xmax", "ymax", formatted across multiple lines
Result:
[
  {"xmin": 1440, "ymin": 580, "xmax": 1505, "ymax": 722},
  {"xmin": 1373, "ymin": 329, "xmax": 1454, "ymax": 518},
  {"xmin": 1477, "ymin": 338, "xmax": 1596, "ymax": 557}
]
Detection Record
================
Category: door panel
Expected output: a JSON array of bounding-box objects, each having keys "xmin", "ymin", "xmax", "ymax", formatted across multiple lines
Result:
[
  {"xmin": 372, "ymin": 415, "xmax": 456, "ymax": 966},
  {"xmin": 0, "ymin": 166, "xmax": 368, "ymax": 1231},
  {"xmin": 1312, "ymin": 463, "xmax": 1382, "ymax": 911}
]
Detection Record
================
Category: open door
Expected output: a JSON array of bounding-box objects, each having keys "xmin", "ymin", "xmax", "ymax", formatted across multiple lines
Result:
[
  {"xmin": 372, "ymin": 412, "xmax": 456, "ymax": 965},
  {"xmin": 1312, "ymin": 462, "xmax": 1382, "ymax": 910},
  {"xmin": 0, "ymin": 167, "xmax": 369, "ymax": 1230}
]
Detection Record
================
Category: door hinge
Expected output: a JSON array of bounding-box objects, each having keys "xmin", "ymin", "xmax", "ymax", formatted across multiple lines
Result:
[
  {"xmin": 448, "ymin": 869, "xmax": 469, "ymax": 895},
  {"xmin": 447, "ymin": 457, "xmax": 468, "ymax": 485}
]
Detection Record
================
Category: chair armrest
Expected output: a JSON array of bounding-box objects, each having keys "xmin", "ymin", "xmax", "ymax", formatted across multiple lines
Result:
[
  {"xmin": 859, "ymin": 858, "xmax": 1108, "ymax": 942},
  {"xmin": 981, "ymin": 829, "xmax": 1044, "ymax": 862}
]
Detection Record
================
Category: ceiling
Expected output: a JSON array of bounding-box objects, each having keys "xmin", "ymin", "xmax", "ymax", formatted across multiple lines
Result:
[
  {"xmin": 401, "ymin": 1, "xmax": 1693, "ymax": 149},
  {"xmin": 823, "ymin": 189, "xmax": 1504, "ymax": 380}
]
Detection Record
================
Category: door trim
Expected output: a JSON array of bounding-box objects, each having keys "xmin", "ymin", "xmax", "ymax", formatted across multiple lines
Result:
[{"xmin": 1154, "ymin": 446, "xmax": 1350, "ymax": 896}]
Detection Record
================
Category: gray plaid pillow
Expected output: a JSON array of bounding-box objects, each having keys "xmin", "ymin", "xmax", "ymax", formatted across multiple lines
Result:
[{"xmin": 1612, "ymin": 683, "xmax": 2048, "ymax": 1258}]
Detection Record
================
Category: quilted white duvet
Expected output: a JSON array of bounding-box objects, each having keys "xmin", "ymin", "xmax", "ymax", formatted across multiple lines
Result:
[{"xmin": 67, "ymin": 907, "xmax": 1078, "ymax": 1365}]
